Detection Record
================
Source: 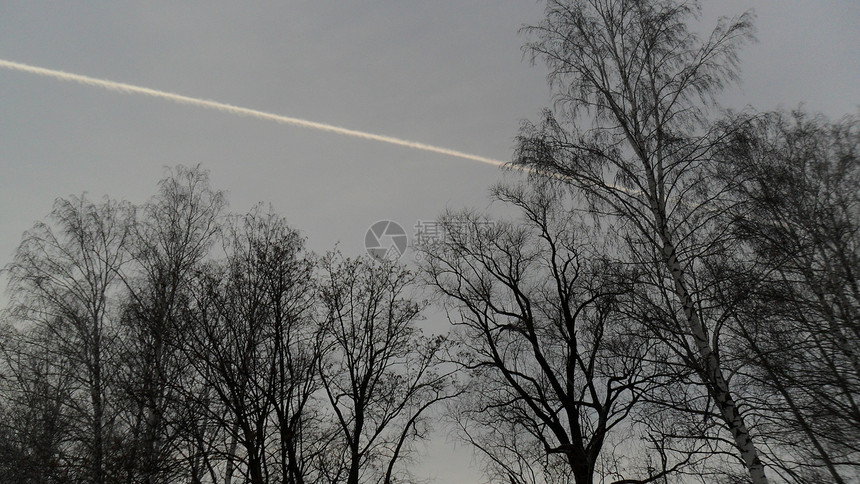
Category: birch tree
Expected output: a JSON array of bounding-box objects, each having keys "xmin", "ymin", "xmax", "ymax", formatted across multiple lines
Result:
[
  {"xmin": 712, "ymin": 111, "xmax": 860, "ymax": 483},
  {"xmin": 6, "ymin": 195, "xmax": 132, "ymax": 483},
  {"xmin": 117, "ymin": 165, "xmax": 226, "ymax": 483},
  {"xmin": 515, "ymin": 1, "xmax": 766, "ymax": 481}
]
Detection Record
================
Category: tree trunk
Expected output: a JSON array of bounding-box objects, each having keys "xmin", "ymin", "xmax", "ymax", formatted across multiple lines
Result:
[
  {"xmin": 224, "ymin": 426, "xmax": 238, "ymax": 484},
  {"xmin": 91, "ymin": 323, "xmax": 105, "ymax": 484},
  {"xmin": 247, "ymin": 449, "xmax": 266, "ymax": 484},
  {"xmin": 659, "ymin": 237, "xmax": 769, "ymax": 484},
  {"xmin": 347, "ymin": 443, "xmax": 361, "ymax": 484},
  {"xmin": 569, "ymin": 452, "xmax": 594, "ymax": 484}
]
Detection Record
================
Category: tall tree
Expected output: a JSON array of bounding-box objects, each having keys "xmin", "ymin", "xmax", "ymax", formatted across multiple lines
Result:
[
  {"xmin": 421, "ymin": 182, "xmax": 683, "ymax": 484},
  {"xmin": 316, "ymin": 253, "xmax": 455, "ymax": 484},
  {"xmin": 6, "ymin": 195, "xmax": 132, "ymax": 483},
  {"xmin": 117, "ymin": 165, "xmax": 226, "ymax": 483},
  {"xmin": 515, "ymin": 1, "xmax": 767, "ymax": 481},
  {"xmin": 712, "ymin": 111, "xmax": 860, "ymax": 482},
  {"xmin": 179, "ymin": 207, "xmax": 322, "ymax": 484}
]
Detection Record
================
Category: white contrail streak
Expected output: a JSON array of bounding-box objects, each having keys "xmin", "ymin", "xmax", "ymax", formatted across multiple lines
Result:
[{"xmin": 0, "ymin": 58, "xmax": 507, "ymax": 168}]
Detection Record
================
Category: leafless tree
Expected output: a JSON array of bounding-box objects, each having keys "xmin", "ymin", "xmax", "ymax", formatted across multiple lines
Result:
[
  {"xmin": 179, "ymin": 207, "xmax": 323, "ymax": 484},
  {"xmin": 0, "ymin": 322, "xmax": 78, "ymax": 483},
  {"xmin": 710, "ymin": 111, "xmax": 860, "ymax": 483},
  {"xmin": 316, "ymin": 252, "xmax": 456, "ymax": 484},
  {"xmin": 5, "ymin": 195, "xmax": 133, "ymax": 483},
  {"xmin": 116, "ymin": 165, "xmax": 226, "ymax": 483},
  {"xmin": 420, "ymin": 181, "xmax": 693, "ymax": 484},
  {"xmin": 515, "ymin": 0, "xmax": 766, "ymax": 481}
]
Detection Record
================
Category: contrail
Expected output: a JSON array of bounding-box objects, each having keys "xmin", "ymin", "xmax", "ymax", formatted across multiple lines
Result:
[{"xmin": 0, "ymin": 58, "xmax": 507, "ymax": 168}]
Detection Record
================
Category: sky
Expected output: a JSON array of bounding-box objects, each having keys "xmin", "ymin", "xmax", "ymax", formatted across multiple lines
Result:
[{"xmin": 1, "ymin": 1, "xmax": 858, "ymax": 482}]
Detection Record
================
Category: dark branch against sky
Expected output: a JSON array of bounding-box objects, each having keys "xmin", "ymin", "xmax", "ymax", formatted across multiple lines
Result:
[{"xmin": 0, "ymin": 1, "xmax": 858, "ymax": 481}]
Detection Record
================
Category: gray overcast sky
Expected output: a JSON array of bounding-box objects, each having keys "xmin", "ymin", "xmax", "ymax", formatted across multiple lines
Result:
[{"xmin": 1, "ymin": 1, "xmax": 859, "ymax": 482}]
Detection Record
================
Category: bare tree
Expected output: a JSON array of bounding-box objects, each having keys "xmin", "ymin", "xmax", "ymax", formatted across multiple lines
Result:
[
  {"xmin": 0, "ymin": 322, "xmax": 78, "ymax": 483},
  {"xmin": 515, "ymin": 0, "xmax": 767, "ymax": 481},
  {"xmin": 179, "ymin": 207, "xmax": 322, "ymax": 484},
  {"xmin": 420, "ymin": 182, "xmax": 688, "ymax": 484},
  {"xmin": 117, "ymin": 165, "xmax": 226, "ymax": 483},
  {"xmin": 316, "ymin": 253, "xmax": 455, "ymax": 484},
  {"xmin": 5, "ymin": 195, "xmax": 132, "ymax": 483},
  {"xmin": 711, "ymin": 111, "xmax": 860, "ymax": 483}
]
